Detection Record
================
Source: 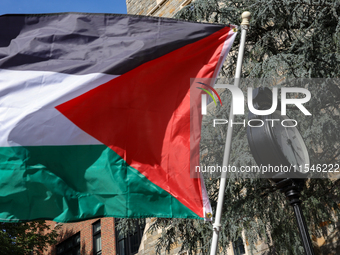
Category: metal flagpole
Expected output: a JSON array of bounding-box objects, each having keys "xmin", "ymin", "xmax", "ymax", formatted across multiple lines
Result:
[{"xmin": 210, "ymin": 11, "xmax": 250, "ymax": 255}]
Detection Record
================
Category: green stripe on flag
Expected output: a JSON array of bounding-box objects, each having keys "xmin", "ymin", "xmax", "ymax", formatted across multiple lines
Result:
[{"xmin": 0, "ymin": 145, "xmax": 200, "ymax": 222}]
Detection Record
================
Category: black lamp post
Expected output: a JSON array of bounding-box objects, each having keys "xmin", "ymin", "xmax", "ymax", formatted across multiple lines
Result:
[
  {"xmin": 272, "ymin": 178, "xmax": 315, "ymax": 255},
  {"xmin": 246, "ymin": 87, "xmax": 315, "ymax": 255}
]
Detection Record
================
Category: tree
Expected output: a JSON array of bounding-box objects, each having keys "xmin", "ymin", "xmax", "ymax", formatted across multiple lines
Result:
[
  {"xmin": 0, "ymin": 220, "xmax": 59, "ymax": 255},
  {"xmin": 143, "ymin": 1, "xmax": 340, "ymax": 254}
]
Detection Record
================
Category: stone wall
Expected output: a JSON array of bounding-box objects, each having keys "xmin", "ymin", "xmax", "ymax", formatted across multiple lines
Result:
[
  {"xmin": 127, "ymin": 0, "xmax": 191, "ymax": 18},
  {"xmin": 137, "ymin": 218, "xmax": 185, "ymax": 255},
  {"xmin": 126, "ymin": 0, "xmax": 157, "ymax": 16}
]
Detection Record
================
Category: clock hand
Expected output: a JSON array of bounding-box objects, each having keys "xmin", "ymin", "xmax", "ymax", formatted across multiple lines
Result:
[
  {"xmin": 288, "ymin": 139, "xmax": 305, "ymax": 167},
  {"xmin": 287, "ymin": 139, "xmax": 299, "ymax": 164},
  {"xmin": 295, "ymin": 149, "xmax": 303, "ymax": 161},
  {"xmin": 286, "ymin": 130, "xmax": 304, "ymax": 161}
]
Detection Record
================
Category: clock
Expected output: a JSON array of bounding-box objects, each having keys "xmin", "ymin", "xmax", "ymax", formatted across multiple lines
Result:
[
  {"xmin": 246, "ymin": 88, "xmax": 315, "ymax": 255},
  {"xmin": 246, "ymin": 88, "xmax": 310, "ymax": 180}
]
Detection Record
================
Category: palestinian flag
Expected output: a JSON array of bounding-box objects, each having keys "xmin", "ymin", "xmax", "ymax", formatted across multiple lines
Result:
[{"xmin": 0, "ymin": 13, "xmax": 237, "ymax": 222}]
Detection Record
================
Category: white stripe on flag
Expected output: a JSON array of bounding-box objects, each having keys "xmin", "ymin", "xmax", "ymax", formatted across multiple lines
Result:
[{"xmin": 0, "ymin": 69, "xmax": 118, "ymax": 147}]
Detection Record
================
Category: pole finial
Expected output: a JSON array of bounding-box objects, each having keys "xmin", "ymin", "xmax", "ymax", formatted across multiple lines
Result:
[{"xmin": 241, "ymin": 11, "xmax": 251, "ymax": 26}]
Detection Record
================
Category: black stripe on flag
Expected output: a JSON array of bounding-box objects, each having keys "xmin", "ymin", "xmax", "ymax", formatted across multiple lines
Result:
[{"xmin": 0, "ymin": 13, "xmax": 229, "ymax": 75}]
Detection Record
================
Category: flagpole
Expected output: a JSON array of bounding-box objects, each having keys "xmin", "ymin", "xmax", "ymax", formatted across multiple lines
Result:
[{"xmin": 210, "ymin": 11, "xmax": 250, "ymax": 255}]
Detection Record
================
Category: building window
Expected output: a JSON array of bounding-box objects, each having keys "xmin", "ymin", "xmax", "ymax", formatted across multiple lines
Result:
[
  {"xmin": 56, "ymin": 232, "xmax": 80, "ymax": 255},
  {"xmin": 233, "ymin": 236, "xmax": 246, "ymax": 255},
  {"xmin": 93, "ymin": 220, "xmax": 102, "ymax": 255},
  {"xmin": 115, "ymin": 219, "xmax": 145, "ymax": 255}
]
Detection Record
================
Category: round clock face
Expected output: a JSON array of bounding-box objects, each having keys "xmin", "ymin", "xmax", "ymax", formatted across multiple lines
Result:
[{"xmin": 269, "ymin": 111, "xmax": 309, "ymax": 170}]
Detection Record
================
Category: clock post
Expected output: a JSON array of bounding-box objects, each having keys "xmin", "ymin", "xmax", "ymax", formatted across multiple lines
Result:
[
  {"xmin": 247, "ymin": 87, "xmax": 316, "ymax": 255},
  {"xmin": 274, "ymin": 179, "xmax": 315, "ymax": 255}
]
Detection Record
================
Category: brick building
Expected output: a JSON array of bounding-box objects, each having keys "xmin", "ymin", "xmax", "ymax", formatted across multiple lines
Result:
[
  {"xmin": 44, "ymin": 218, "xmax": 115, "ymax": 255},
  {"xmin": 45, "ymin": 218, "xmax": 145, "ymax": 255}
]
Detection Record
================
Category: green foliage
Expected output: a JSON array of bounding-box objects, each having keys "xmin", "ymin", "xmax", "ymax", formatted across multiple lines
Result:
[
  {"xmin": 115, "ymin": 218, "xmax": 146, "ymax": 235},
  {"xmin": 0, "ymin": 220, "xmax": 58, "ymax": 255},
  {"xmin": 176, "ymin": 0, "xmax": 340, "ymax": 79}
]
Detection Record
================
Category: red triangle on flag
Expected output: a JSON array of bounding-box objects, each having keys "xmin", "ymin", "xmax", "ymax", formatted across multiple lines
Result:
[{"xmin": 56, "ymin": 27, "xmax": 231, "ymax": 217}]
